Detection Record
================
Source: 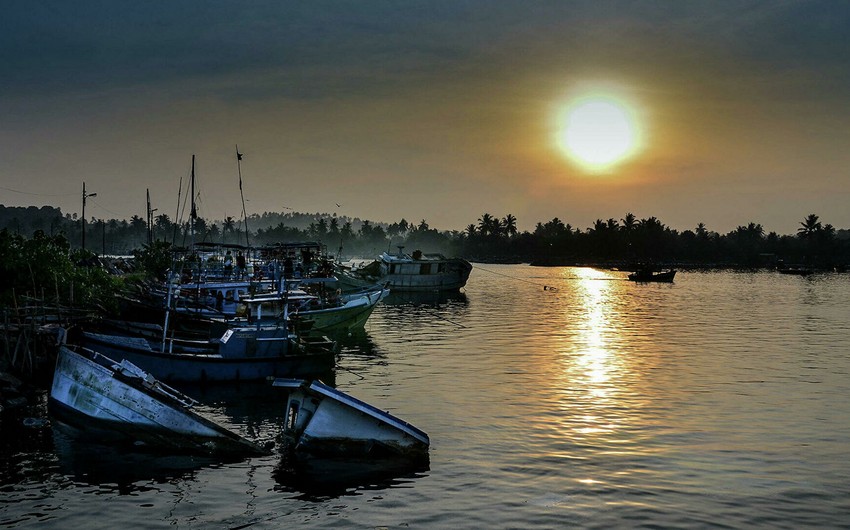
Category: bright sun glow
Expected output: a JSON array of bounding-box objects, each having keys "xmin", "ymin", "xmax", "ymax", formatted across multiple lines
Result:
[{"xmin": 558, "ymin": 95, "xmax": 641, "ymax": 172}]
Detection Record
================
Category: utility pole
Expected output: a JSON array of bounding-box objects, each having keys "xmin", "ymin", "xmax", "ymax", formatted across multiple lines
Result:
[{"xmin": 82, "ymin": 182, "xmax": 97, "ymax": 251}]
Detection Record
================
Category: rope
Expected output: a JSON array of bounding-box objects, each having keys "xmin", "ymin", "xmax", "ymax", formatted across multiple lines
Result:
[
  {"xmin": 473, "ymin": 265, "xmax": 559, "ymax": 291},
  {"xmin": 0, "ymin": 185, "xmax": 73, "ymax": 197}
]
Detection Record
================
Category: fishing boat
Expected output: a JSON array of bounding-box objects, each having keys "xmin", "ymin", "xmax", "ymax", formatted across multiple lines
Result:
[
  {"xmin": 336, "ymin": 247, "xmax": 472, "ymax": 292},
  {"xmin": 272, "ymin": 378, "xmax": 430, "ymax": 460},
  {"xmin": 627, "ymin": 268, "xmax": 677, "ymax": 282},
  {"xmin": 80, "ymin": 269, "xmax": 336, "ymax": 383},
  {"xmin": 244, "ymin": 282, "xmax": 390, "ymax": 335},
  {"xmin": 49, "ymin": 345, "xmax": 270, "ymax": 455},
  {"xmin": 78, "ymin": 324, "xmax": 335, "ymax": 384}
]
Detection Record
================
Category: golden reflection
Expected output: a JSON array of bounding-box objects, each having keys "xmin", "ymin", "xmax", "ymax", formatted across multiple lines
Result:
[
  {"xmin": 569, "ymin": 267, "xmax": 616, "ymax": 392},
  {"xmin": 552, "ymin": 268, "xmax": 634, "ymax": 444}
]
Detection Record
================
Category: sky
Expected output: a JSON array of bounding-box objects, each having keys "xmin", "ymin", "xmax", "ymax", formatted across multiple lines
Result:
[{"xmin": 2, "ymin": 1, "xmax": 849, "ymax": 236}]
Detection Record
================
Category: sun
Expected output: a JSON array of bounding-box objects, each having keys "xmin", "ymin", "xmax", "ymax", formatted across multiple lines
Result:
[{"xmin": 557, "ymin": 95, "xmax": 642, "ymax": 172}]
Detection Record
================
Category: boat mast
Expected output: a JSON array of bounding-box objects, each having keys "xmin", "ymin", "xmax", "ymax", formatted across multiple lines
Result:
[
  {"xmin": 161, "ymin": 271, "xmax": 175, "ymax": 353},
  {"xmin": 190, "ymin": 154, "xmax": 196, "ymax": 247},
  {"xmin": 236, "ymin": 145, "xmax": 250, "ymax": 248},
  {"xmin": 190, "ymin": 155, "xmax": 202, "ymax": 298}
]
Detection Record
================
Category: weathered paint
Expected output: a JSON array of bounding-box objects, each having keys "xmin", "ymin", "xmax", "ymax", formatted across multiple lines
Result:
[
  {"xmin": 50, "ymin": 346, "xmax": 270, "ymax": 455},
  {"xmin": 274, "ymin": 378, "xmax": 429, "ymax": 460}
]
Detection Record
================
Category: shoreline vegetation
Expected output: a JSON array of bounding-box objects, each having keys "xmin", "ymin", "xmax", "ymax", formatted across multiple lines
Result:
[
  {"xmin": 1, "ymin": 205, "xmax": 848, "ymax": 410},
  {"xmin": 1, "ymin": 205, "xmax": 847, "ymax": 269}
]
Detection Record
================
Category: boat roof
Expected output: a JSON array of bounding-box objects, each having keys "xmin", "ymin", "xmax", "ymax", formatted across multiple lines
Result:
[
  {"xmin": 259, "ymin": 241, "xmax": 324, "ymax": 251},
  {"xmin": 192, "ymin": 242, "xmax": 249, "ymax": 250},
  {"xmin": 380, "ymin": 251, "xmax": 450, "ymax": 262}
]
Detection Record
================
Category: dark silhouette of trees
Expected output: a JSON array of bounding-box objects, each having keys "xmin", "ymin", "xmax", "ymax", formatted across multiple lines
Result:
[{"xmin": 1, "ymin": 205, "xmax": 848, "ymax": 268}]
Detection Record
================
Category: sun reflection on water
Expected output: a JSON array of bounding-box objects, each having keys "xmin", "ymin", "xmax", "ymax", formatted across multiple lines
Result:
[{"xmin": 547, "ymin": 268, "xmax": 639, "ymax": 451}]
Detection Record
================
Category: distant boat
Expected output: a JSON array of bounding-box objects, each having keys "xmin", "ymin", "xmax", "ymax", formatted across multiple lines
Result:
[
  {"xmin": 273, "ymin": 378, "xmax": 430, "ymax": 460},
  {"xmin": 50, "ymin": 345, "xmax": 270, "ymax": 456},
  {"xmin": 336, "ymin": 247, "xmax": 472, "ymax": 292},
  {"xmin": 627, "ymin": 268, "xmax": 677, "ymax": 283},
  {"xmin": 778, "ymin": 267, "xmax": 814, "ymax": 276}
]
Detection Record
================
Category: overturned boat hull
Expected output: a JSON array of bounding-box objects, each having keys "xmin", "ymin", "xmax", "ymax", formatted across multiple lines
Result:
[
  {"xmin": 273, "ymin": 379, "xmax": 429, "ymax": 460},
  {"xmin": 49, "ymin": 345, "xmax": 269, "ymax": 455}
]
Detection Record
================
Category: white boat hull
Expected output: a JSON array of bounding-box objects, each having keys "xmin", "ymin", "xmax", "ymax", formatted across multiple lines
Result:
[
  {"xmin": 50, "ymin": 346, "xmax": 268, "ymax": 455},
  {"xmin": 337, "ymin": 252, "xmax": 471, "ymax": 292},
  {"xmin": 273, "ymin": 379, "xmax": 429, "ymax": 460}
]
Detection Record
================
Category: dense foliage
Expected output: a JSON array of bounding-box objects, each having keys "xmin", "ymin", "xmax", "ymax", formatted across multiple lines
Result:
[{"xmin": 0, "ymin": 229, "xmax": 122, "ymax": 311}]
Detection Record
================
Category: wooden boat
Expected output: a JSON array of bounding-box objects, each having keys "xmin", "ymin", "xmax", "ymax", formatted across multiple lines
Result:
[
  {"xmin": 244, "ymin": 283, "xmax": 390, "ymax": 335},
  {"xmin": 336, "ymin": 247, "xmax": 472, "ymax": 292},
  {"xmin": 49, "ymin": 345, "xmax": 270, "ymax": 455},
  {"xmin": 272, "ymin": 378, "xmax": 430, "ymax": 460},
  {"xmin": 80, "ymin": 270, "xmax": 336, "ymax": 383},
  {"xmin": 627, "ymin": 268, "xmax": 677, "ymax": 282},
  {"xmin": 78, "ymin": 325, "xmax": 335, "ymax": 383}
]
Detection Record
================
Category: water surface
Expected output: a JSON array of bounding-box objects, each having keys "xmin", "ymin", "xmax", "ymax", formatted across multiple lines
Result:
[{"xmin": 2, "ymin": 266, "xmax": 849, "ymax": 528}]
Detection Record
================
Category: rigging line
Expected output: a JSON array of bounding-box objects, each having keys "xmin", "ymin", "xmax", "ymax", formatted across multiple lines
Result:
[
  {"xmin": 85, "ymin": 197, "xmax": 123, "ymax": 217},
  {"xmin": 0, "ymin": 185, "xmax": 74, "ymax": 197},
  {"xmin": 473, "ymin": 265, "xmax": 559, "ymax": 291}
]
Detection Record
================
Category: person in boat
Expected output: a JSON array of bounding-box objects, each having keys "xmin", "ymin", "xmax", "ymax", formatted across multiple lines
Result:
[
  {"xmin": 236, "ymin": 251, "xmax": 246, "ymax": 278},
  {"xmin": 224, "ymin": 250, "xmax": 234, "ymax": 276},
  {"xmin": 283, "ymin": 256, "xmax": 294, "ymax": 279}
]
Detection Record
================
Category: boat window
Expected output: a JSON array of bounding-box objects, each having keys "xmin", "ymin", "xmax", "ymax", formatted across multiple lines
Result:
[
  {"xmin": 390, "ymin": 264, "xmax": 398, "ymax": 274},
  {"xmin": 420, "ymin": 263, "xmax": 431, "ymax": 275},
  {"xmin": 286, "ymin": 401, "xmax": 299, "ymax": 430}
]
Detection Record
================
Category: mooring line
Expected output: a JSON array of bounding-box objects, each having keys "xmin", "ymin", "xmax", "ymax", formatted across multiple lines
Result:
[{"xmin": 473, "ymin": 265, "xmax": 559, "ymax": 291}]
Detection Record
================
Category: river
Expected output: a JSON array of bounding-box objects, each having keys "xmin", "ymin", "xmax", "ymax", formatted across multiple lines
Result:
[{"xmin": 2, "ymin": 266, "xmax": 849, "ymax": 528}]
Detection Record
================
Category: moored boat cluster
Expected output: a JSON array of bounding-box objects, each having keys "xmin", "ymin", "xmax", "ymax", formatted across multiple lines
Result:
[{"xmin": 43, "ymin": 241, "xmax": 471, "ymax": 466}]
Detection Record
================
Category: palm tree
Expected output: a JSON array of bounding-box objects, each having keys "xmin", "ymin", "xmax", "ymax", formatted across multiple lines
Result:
[
  {"xmin": 222, "ymin": 216, "xmax": 236, "ymax": 240},
  {"xmin": 478, "ymin": 213, "xmax": 498, "ymax": 236},
  {"xmin": 620, "ymin": 212, "xmax": 637, "ymax": 233},
  {"xmin": 798, "ymin": 214, "xmax": 822, "ymax": 239},
  {"xmin": 502, "ymin": 214, "xmax": 518, "ymax": 238}
]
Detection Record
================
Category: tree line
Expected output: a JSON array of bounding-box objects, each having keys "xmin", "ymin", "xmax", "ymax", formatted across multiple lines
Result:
[{"xmin": 1, "ymin": 205, "xmax": 848, "ymax": 268}]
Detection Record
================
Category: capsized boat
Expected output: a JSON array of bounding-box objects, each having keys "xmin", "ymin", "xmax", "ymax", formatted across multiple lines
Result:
[
  {"xmin": 272, "ymin": 378, "xmax": 430, "ymax": 460},
  {"xmin": 336, "ymin": 247, "xmax": 471, "ymax": 292},
  {"xmin": 49, "ymin": 345, "xmax": 270, "ymax": 455}
]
